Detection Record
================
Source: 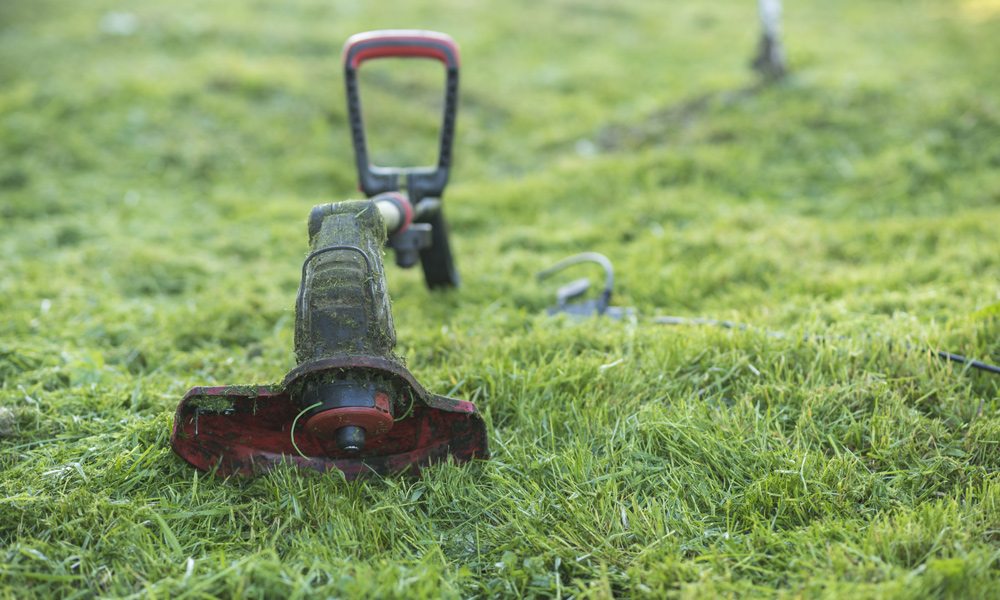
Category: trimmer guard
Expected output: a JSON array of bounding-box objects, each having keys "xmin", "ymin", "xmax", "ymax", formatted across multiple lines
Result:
[{"xmin": 171, "ymin": 355, "xmax": 488, "ymax": 478}]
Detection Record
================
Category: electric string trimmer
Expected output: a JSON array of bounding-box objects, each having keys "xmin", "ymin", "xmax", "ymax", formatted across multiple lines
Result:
[{"xmin": 171, "ymin": 30, "xmax": 488, "ymax": 478}]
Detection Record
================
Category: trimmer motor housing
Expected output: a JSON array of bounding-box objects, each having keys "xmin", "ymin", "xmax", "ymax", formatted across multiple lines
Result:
[{"xmin": 171, "ymin": 201, "xmax": 488, "ymax": 477}]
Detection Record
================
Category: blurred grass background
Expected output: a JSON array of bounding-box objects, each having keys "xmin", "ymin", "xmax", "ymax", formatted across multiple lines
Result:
[{"xmin": 1, "ymin": 0, "xmax": 999, "ymax": 597}]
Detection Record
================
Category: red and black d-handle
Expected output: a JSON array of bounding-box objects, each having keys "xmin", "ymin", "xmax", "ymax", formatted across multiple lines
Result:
[
  {"xmin": 342, "ymin": 30, "xmax": 459, "ymax": 204},
  {"xmin": 342, "ymin": 30, "xmax": 461, "ymax": 289}
]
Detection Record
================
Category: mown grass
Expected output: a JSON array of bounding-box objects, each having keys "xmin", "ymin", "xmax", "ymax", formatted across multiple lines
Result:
[{"xmin": 2, "ymin": 0, "xmax": 999, "ymax": 597}]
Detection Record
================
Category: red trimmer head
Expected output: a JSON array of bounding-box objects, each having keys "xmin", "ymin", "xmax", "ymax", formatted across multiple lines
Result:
[
  {"xmin": 171, "ymin": 31, "xmax": 487, "ymax": 478},
  {"xmin": 171, "ymin": 356, "xmax": 487, "ymax": 478}
]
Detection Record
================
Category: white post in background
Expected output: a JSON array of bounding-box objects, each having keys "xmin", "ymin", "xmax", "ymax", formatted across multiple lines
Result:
[{"xmin": 752, "ymin": 0, "xmax": 786, "ymax": 80}]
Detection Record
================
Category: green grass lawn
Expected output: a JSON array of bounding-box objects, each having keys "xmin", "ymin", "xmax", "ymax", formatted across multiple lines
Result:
[{"xmin": 2, "ymin": 0, "xmax": 999, "ymax": 597}]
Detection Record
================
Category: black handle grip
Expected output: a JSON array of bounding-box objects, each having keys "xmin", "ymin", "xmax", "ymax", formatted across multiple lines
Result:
[{"xmin": 343, "ymin": 30, "xmax": 459, "ymax": 205}]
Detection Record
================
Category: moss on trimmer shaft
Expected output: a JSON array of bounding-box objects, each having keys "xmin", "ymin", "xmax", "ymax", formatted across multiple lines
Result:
[{"xmin": 295, "ymin": 200, "xmax": 397, "ymax": 363}]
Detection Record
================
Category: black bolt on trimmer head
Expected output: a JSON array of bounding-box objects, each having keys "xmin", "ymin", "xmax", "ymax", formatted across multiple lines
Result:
[{"xmin": 171, "ymin": 31, "xmax": 488, "ymax": 478}]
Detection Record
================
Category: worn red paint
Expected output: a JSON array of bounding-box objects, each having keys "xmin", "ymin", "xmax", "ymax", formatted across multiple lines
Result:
[{"xmin": 170, "ymin": 355, "xmax": 488, "ymax": 478}]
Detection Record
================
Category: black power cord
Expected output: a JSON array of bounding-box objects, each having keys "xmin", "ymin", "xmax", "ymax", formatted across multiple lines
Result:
[
  {"xmin": 654, "ymin": 315, "xmax": 1000, "ymax": 376},
  {"xmin": 539, "ymin": 253, "xmax": 1000, "ymax": 377}
]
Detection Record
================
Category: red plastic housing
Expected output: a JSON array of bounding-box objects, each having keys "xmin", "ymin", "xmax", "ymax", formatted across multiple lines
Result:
[{"xmin": 170, "ymin": 356, "xmax": 488, "ymax": 478}]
